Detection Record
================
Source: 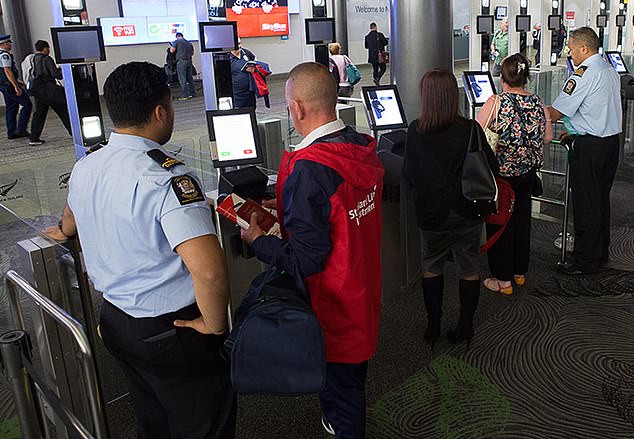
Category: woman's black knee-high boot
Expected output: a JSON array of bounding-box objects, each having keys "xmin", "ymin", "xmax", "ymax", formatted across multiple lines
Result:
[
  {"xmin": 422, "ymin": 276, "xmax": 444, "ymax": 348},
  {"xmin": 447, "ymin": 279, "xmax": 480, "ymax": 349}
]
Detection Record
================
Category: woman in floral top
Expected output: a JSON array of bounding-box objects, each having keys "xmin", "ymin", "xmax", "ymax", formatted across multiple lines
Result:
[{"xmin": 476, "ymin": 53, "xmax": 553, "ymax": 295}]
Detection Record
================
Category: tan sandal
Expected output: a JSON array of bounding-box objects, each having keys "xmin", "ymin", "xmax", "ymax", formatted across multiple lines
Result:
[
  {"xmin": 483, "ymin": 277, "xmax": 513, "ymax": 295},
  {"xmin": 513, "ymin": 275, "xmax": 526, "ymax": 286}
]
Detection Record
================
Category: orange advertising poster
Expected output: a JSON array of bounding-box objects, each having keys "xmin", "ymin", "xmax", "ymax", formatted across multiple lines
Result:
[{"xmin": 226, "ymin": 1, "xmax": 289, "ymax": 37}]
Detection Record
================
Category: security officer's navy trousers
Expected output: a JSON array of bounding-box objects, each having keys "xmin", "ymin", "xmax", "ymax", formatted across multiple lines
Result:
[
  {"xmin": 570, "ymin": 134, "xmax": 620, "ymax": 273},
  {"xmin": 100, "ymin": 301, "xmax": 236, "ymax": 439},
  {"xmin": 0, "ymin": 85, "xmax": 32, "ymax": 137}
]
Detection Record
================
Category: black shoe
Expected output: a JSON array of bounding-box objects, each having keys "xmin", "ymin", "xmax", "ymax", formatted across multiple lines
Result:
[
  {"xmin": 422, "ymin": 276, "xmax": 444, "ymax": 349},
  {"xmin": 8, "ymin": 133, "xmax": 26, "ymax": 140},
  {"xmin": 557, "ymin": 262, "xmax": 588, "ymax": 276},
  {"xmin": 28, "ymin": 139, "xmax": 45, "ymax": 146},
  {"xmin": 447, "ymin": 279, "xmax": 480, "ymax": 350}
]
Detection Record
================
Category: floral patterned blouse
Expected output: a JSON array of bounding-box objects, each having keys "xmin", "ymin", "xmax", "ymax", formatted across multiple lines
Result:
[{"xmin": 493, "ymin": 92, "xmax": 546, "ymax": 177}]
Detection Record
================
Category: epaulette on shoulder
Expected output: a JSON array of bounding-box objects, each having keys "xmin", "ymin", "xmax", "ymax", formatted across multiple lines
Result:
[
  {"xmin": 573, "ymin": 66, "xmax": 588, "ymax": 77},
  {"xmin": 85, "ymin": 143, "xmax": 104, "ymax": 155},
  {"xmin": 147, "ymin": 149, "xmax": 183, "ymax": 170}
]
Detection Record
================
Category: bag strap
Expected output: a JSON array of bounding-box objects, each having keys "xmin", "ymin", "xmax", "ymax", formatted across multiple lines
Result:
[
  {"xmin": 480, "ymin": 217, "xmax": 510, "ymax": 253},
  {"xmin": 467, "ymin": 119, "xmax": 484, "ymax": 153},
  {"xmin": 485, "ymin": 95, "xmax": 499, "ymax": 131}
]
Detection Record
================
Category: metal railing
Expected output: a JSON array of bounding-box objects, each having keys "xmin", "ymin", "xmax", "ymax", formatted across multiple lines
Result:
[
  {"xmin": 531, "ymin": 137, "xmax": 573, "ymax": 266},
  {"xmin": 2, "ymin": 270, "xmax": 109, "ymax": 439}
]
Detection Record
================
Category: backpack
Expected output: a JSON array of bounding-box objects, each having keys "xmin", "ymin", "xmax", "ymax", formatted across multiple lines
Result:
[
  {"xmin": 21, "ymin": 53, "xmax": 35, "ymax": 91},
  {"xmin": 224, "ymin": 261, "xmax": 326, "ymax": 395}
]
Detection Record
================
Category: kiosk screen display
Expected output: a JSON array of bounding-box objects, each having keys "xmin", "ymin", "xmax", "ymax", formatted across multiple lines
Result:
[
  {"xmin": 606, "ymin": 51, "xmax": 629, "ymax": 74},
  {"xmin": 305, "ymin": 18, "xmax": 336, "ymax": 44},
  {"xmin": 548, "ymin": 15, "xmax": 560, "ymax": 31},
  {"xmin": 462, "ymin": 71, "xmax": 496, "ymax": 106},
  {"xmin": 206, "ymin": 108, "xmax": 263, "ymax": 168},
  {"xmin": 516, "ymin": 15, "xmax": 531, "ymax": 32},
  {"xmin": 597, "ymin": 14, "xmax": 608, "ymax": 28},
  {"xmin": 495, "ymin": 6, "xmax": 507, "ymax": 20},
  {"xmin": 199, "ymin": 22, "xmax": 238, "ymax": 52},
  {"xmin": 361, "ymin": 85, "xmax": 408, "ymax": 131},
  {"xmin": 476, "ymin": 16, "xmax": 494, "ymax": 34},
  {"xmin": 616, "ymin": 14, "xmax": 626, "ymax": 27},
  {"xmin": 51, "ymin": 26, "xmax": 106, "ymax": 64}
]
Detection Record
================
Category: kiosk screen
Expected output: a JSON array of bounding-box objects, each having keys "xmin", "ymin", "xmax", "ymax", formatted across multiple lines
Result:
[
  {"xmin": 361, "ymin": 85, "xmax": 408, "ymax": 131},
  {"xmin": 206, "ymin": 108, "xmax": 263, "ymax": 168},
  {"xmin": 462, "ymin": 71, "xmax": 496, "ymax": 106},
  {"xmin": 516, "ymin": 15, "xmax": 531, "ymax": 33},
  {"xmin": 305, "ymin": 18, "xmax": 336, "ymax": 44},
  {"xmin": 51, "ymin": 26, "xmax": 106, "ymax": 64},
  {"xmin": 476, "ymin": 15, "xmax": 494, "ymax": 34},
  {"xmin": 199, "ymin": 21, "xmax": 238, "ymax": 52},
  {"xmin": 606, "ymin": 51, "xmax": 629, "ymax": 74},
  {"xmin": 597, "ymin": 15, "xmax": 608, "ymax": 28},
  {"xmin": 548, "ymin": 15, "xmax": 560, "ymax": 31},
  {"xmin": 495, "ymin": 6, "xmax": 507, "ymax": 20},
  {"xmin": 616, "ymin": 14, "xmax": 626, "ymax": 27}
]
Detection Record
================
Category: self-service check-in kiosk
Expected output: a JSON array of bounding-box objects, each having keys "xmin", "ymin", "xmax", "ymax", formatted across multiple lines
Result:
[
  {"xmin": 50, "ymin": 25, "xmax": 107, "ymax": 157},
  {"xmin": 305, "ymin": 17, "xmax": 336, "ymax": 67},
  {"xmin": 361, "ymin": 85, "xmax": 408, "ymax": 185},
  {"xmin": 605, "ymin": 50, "xmax": 633, "ymax": 158},
  {"xmin": 199, "ymin": 21, "xmax": 239, "ymax": 109},
  {"xmin": 462, "ymin": 70, "xmax": 497, "ymax": 119}
]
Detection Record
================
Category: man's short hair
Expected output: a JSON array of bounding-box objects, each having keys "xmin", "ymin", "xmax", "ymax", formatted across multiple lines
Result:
[
  {"xmin": 287, "ymin": 62, "xmax": 337, "ymax": 113},
  {"xmin": 370, "ymin": 22, "xmax": 377, "ymax": 29},
  {"xmin": 175, "ymin": 32, "xmax": 184, "ymax": 38},
  {"xmin": 569, "ymin": 27, "xmax": 600, "ymax": 52},
  {"xmin": 104, "ymin": 62, "xmax": 170, "ymax": 128},
  {"xmin": 34, "ymin": 40, "xmax": 49, "ymax": 51}
]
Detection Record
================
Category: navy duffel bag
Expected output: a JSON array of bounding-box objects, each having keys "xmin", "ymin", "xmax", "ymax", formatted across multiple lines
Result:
[{"xmin": 224, "ymin": 263, "xmax": 326, "ymax": 395}]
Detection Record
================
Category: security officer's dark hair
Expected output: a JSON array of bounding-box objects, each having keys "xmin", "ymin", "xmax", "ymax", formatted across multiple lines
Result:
[
  {"xmin": 34, "ymin": 40, "xmax": 49, "ymax": 51},
  {"xmin": 569, "ymin": 27, "xmax": 600, "ymax": 53},
  {"xmin": 104, "ymin": 62, "xmax": 170, "ymax": 128}
]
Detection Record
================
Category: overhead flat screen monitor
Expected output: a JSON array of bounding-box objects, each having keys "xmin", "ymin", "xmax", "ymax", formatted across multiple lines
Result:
[
  {"xmin": 616, "ymin": 14, "xmax": 626, "ymax": 27},
  {"xmin": 605, "ymin": 51, "xmax": 629, "ymax": 74},
  {"xmin": 548, "ymin": 15, "xmax": 561, "ymax": 31},
  {"xmin": 476, "ymin": 16, "xmax": 494, "ymax": 35},
  {"xmin": 597, "ymin": 14, "xmax": 608, "ymax": 28},
  {"xmin": 199, "ymin": 21, "xmax": 238, "ymax": 53},
  {"xmin": 495, "ymin": 6, "xmax": 507, "ymax": 20},
  {"xmin": 206, "ymin": 108, "xmax": 263, "ymax": 168},
  {"xmin": 361, "ymin": 85, "xmax": 408, "ymax": 131},
  {"xmin": 462, "ymin": 71, "xmax": 497, "ymax": 107},
  {"xmin": 516, "ymin": 15, "xmax": 531, "ymax": 33},
  {"xmin": 305, "ymin": 18, "xmax": 336, "ymax": 44},
  {"xmin": 50, "ymin": 26, "xmax": 106, "ymax": 64}
]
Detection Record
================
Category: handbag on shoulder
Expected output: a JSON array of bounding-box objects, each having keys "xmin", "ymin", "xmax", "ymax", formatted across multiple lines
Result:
[
  {"xmin": 378, "ymin": 50, "xmax": 389, "ymax": 64},
  {"xmin": 344, "ymin": 56, "xmax": 362, "ymax": 85},
  {"xmin": 462, "ymin": 121, "xmax": 498, "ymax": 216}
]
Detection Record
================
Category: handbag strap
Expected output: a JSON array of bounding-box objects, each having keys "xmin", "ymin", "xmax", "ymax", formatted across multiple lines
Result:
[
  {"xmin": 485, "ymin": 95, "xmax": 499, "ymax": 131},
  {"xmin": 467, "ymin": 119, "xmax": 485, "ymax": 153}
]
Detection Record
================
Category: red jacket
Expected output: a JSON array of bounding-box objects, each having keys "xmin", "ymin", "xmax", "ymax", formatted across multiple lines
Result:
[{"xmin": 253, "ymin": 127, "xmax": 384, "ymax": 363}]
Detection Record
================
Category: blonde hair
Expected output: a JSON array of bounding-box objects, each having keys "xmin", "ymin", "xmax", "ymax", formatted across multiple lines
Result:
[{"xmin": 328, "ymin": 42, "xmax": 341, "ymax": 55}]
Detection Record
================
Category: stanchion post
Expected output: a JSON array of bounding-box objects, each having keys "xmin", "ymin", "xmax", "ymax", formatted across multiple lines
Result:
[
  {"xmin": 0, "ymin": 330, "xmax": 43, "ymax": 438},
  {"xmin": 559, "ymin": 139, "xmax": 573, "ymax": 266}
]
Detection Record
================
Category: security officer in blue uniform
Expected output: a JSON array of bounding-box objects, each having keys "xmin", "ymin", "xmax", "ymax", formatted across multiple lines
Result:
[
  {"xmin": 548, "ymin": 27, "xmax": 622, "ymax": 275},
  {"xmin": 47, "ymin": 62, "xmax": 236, "ymax": 438},
  {"xmin": 0, "ymin": 34, "xmax": 32, "ymax": 139}
]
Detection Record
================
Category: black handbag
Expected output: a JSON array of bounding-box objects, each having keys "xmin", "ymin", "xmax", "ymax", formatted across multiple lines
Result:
[{"xmin": 462, "ymin": 121, "xmax": 498, "ymax": 216}]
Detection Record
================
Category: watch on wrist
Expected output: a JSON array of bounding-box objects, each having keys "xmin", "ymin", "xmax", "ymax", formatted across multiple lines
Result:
[{"xmin": 58, "ymin": 220, "xmax": 70, "ymax": 238}]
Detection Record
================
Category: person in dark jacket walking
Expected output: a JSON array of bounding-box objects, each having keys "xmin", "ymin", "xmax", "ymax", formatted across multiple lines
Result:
[
  {"xmin": 404, "ymin": 69, "xmax": 498, "ymax": 350},
  {"xmin": 241, "ymin": 62, "xmax": 384, "ymax": 439},
  {"xmin": 364, "ymin": 23, "xmax": 388, "ymax": 85},
  {"xmin": 28, "ymin": 40, "xmax": 72, "ymax": 145},
  {"xmin": 169, "ymin": 32, "xmax": 196, "ymax": 100}
]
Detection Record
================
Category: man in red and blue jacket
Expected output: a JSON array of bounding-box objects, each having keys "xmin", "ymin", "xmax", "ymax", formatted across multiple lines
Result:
[{"xmin": 242, "ymin": 62, "xmax": 384, "ymax": 438}]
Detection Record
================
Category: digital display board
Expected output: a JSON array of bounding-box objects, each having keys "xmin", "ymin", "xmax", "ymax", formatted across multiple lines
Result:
[
  {"xmin": 305, "ymin": 18, "xmax": 336, "ymax": 44},
  {"xmin": 516, "ymin": 15, "xmax": 531, "ymax": 33},
  {"xmin": 226, "ymin": 0, "xmax": 289, "ymax": 38},
  {"xmin": 99, "ymin": 15, "xmax": 198, "ymax": 46},
  {"xmin": 495, "ymin": 6, "xmax": 507, "ymax": 20},
  {"xmin": 477, "ymin": 16, "xmax": 494, "ymax": 35},
  {"xmin": 199, "ymin": 22, "xmax": 238, "ymax": 52},
  {"xmin": 462, "ymin": 71, "xmax": 497, "ymax": 107}
]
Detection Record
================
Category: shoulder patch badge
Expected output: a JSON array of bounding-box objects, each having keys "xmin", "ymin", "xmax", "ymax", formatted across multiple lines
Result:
[
  {"xmin": 563, "ymin": 79, "xmax": 577, "ymax": 95},
  {"xmin": 147, "ymin": 149, "xmax": 183, "ymax": 170},
  {"xmin": 171, "ymin": 175, "xmax": 205, "ymax": 205},
  {"xmin": 573, "ymin": 66, "xmax": 588, "ymax": 77}
]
